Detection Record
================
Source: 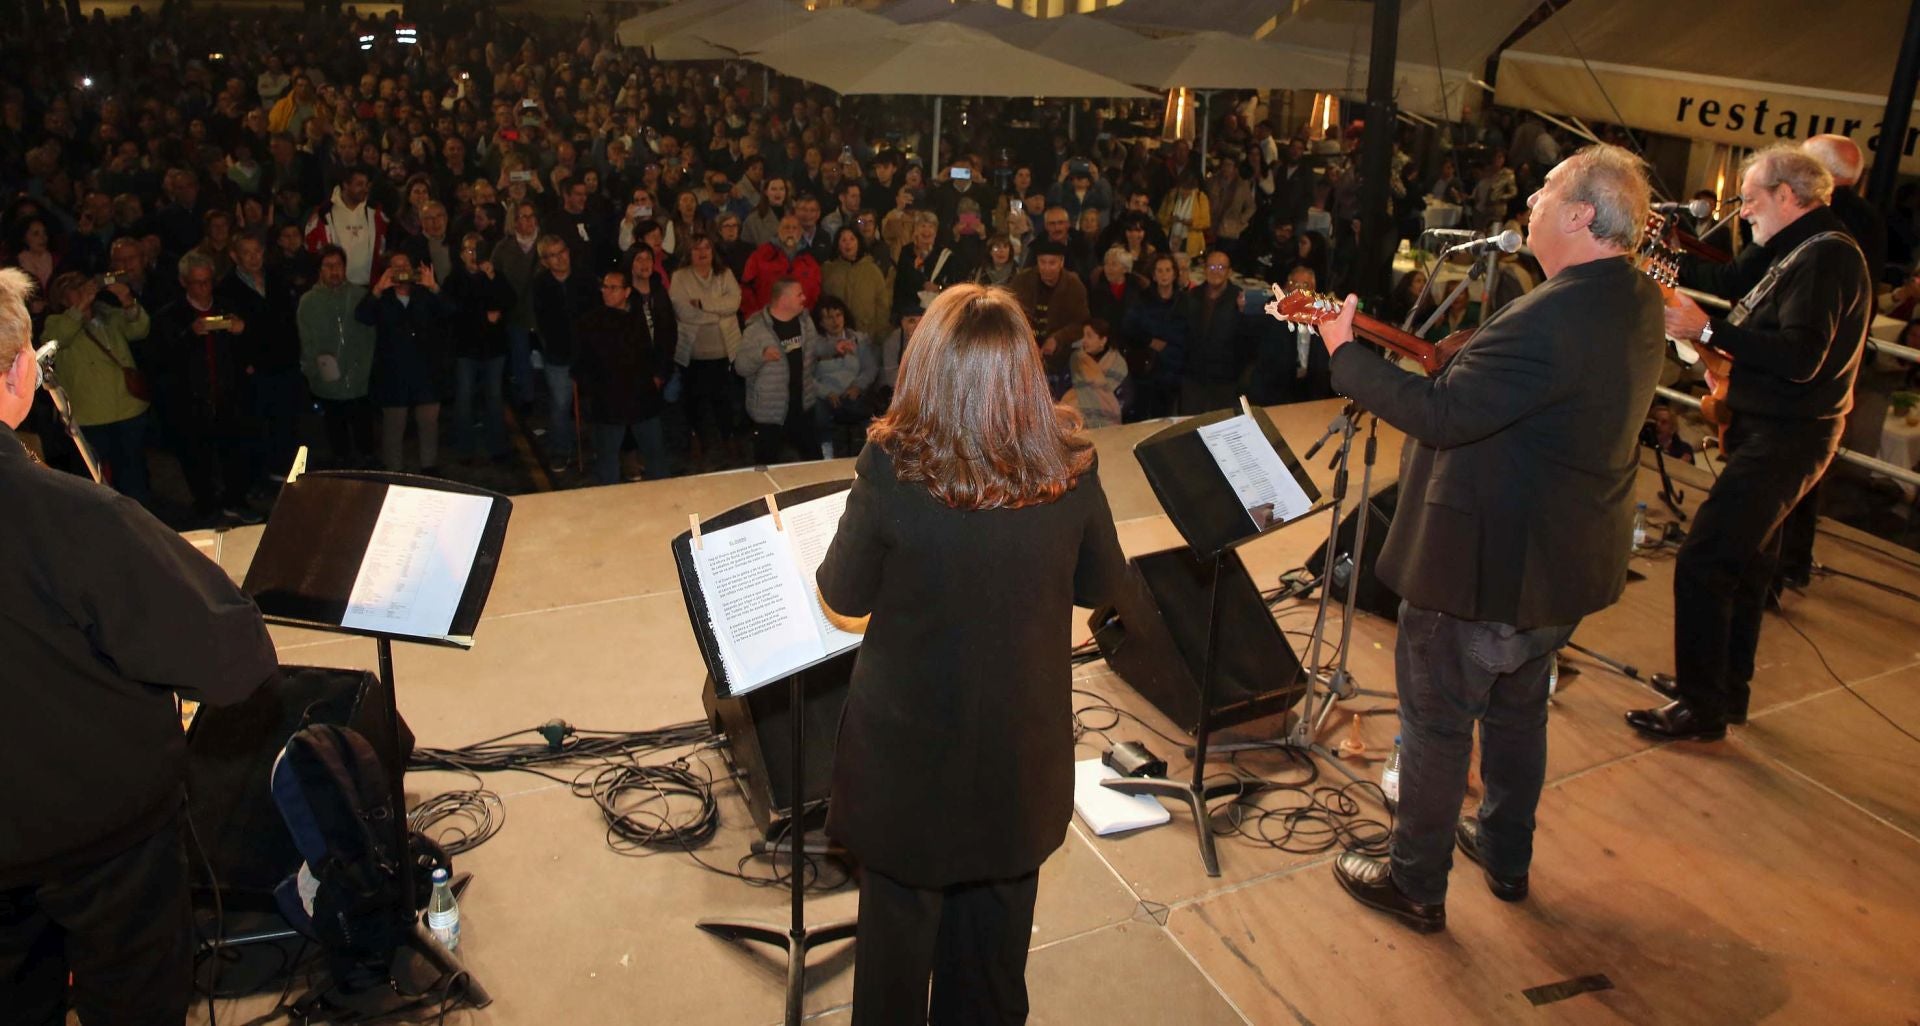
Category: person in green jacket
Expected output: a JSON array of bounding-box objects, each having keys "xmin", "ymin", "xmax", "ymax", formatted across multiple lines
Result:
[
  {"xmin": 43, "ymin": 271, "xmax": 153, "ymax": 504},
  {"xmin": 296, "ymin": 245, "xmax": 378, "ymax": 466}
]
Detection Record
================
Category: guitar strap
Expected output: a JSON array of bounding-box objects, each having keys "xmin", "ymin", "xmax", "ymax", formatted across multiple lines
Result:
[{"xmin": 1727, "ymin": 230, "xmax": 1865, "ymax": 329}]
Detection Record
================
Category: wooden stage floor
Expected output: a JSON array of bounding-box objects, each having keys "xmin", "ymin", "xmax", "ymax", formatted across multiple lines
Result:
[{"xmin": 185, "ymin": 399, "xmax": 1920, "ymax": 1025}]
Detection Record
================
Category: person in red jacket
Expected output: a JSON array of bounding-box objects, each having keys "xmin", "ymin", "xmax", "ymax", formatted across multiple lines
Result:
[
  {"xmin": 740, "ymin": 214, "xmax": 821, "ymax": 318},
  {"xmin": 303, "ymin": 168, "xmax": 388, "ymax": 287}
]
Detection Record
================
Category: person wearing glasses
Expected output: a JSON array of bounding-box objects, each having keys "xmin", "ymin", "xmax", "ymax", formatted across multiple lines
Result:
[
  {"xmin": 573, "ymin": 270, "xmax": 672, "ymax": 484},
  {"xmin": 1175, "ymin": 249, "xmax": 1247, "ymax": 414},
  {"xmin": 816, "ymin": 284, "xmax": 1124, "ymax": 1023}
]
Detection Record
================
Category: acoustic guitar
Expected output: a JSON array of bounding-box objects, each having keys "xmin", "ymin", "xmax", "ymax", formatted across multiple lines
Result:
[
  {"xmin": 1637, "ymin": 211, "xmax": 1734, "ymax": 449},
  {"xmin": 1262, "ymin": 288, "xmax": 1472, "ymax": 375}
]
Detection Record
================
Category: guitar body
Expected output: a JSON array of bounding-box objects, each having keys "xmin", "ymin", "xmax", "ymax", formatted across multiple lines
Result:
[{"xmin": 1641, "ymin": 213, "xmax": 1735, "ymax": 452}]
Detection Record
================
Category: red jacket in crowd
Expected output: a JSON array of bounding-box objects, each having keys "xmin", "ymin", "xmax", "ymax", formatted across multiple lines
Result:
[{"xmin": 739, "ymin": 243, "xmax": 822, "ymax": 318}]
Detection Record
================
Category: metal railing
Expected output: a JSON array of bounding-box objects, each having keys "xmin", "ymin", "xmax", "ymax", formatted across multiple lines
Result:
[{"xmin": 1653, "ymin": 386, "xmax": 1920, "ymax": 489}]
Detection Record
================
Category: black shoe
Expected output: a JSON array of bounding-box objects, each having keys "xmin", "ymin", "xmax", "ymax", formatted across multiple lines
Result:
[
  {"xmin": 1333, "ymin": 853, "xmax": 1445, "ymax": 934},
  {"xmin": 1625, "ymin": 701, "xmax": 1726, "ymax": 741},
  {"xmin": 1454, "ymin": 818, "xmax": 1528, "ymax": 902},
  {"xmin": 1647, "ymin": 674, "xmax": 1745, "ymax": 724}
]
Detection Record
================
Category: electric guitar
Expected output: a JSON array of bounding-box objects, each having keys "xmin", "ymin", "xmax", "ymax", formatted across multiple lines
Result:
[{"xmin": 1262, "ymin": 288, "xmax": 1471, "ymax": 375}]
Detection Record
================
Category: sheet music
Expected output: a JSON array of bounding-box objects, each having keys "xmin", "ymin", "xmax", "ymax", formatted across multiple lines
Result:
[
  {"xmin": 1196, "ymin": 414, "xmax": 1315, "ymax": 532},
  {"xmin": 693, "ymin": 515, "xmax": 829, "ymax": 694},
  {"xmin": 777, "ymin": 489, "xmax": 863, "ymax": 655},
  {"xmin": 340, "ymin": 486, "xmax": 492, "ymax": 639}
]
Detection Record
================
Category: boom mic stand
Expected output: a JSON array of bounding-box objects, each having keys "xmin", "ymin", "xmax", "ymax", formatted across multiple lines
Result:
[{"xmin": 37, "ymin": 351, "xmax": 104, "ymax": 484}]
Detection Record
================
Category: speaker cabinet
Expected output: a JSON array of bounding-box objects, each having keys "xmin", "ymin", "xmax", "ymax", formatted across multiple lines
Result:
[
  {"xmin": 186, "ymin": 666, "xmax": 413, "ymax": 901},
  {"xmin": 702, "ymin": 649, "xmax": 855, "ymax": 838},
  {"xmin": 1088, "ymin": 547, "xmax": 1307, "ymax": 735},
  {"xmin": 1307, "ymin": 484, "xmax": 1403, "ymax": 621}
]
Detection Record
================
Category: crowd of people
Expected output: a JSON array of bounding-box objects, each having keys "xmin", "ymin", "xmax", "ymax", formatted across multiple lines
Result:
[{"xmin": 4, "ymin": 0, "xmax": 1915, "ymax": 524}]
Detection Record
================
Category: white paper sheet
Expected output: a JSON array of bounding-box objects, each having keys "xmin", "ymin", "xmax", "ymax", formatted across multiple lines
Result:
[
  {"xmin": 777, "ymin": 489, "xmax": 863, "ymax": 656},
  {"xmin": 1072, "ymin": 759, "xmax": 1171, "ymax": 836},
  {"xmin": 1196, "ymin": 414, "xmax": 1315, "ymax": 532},
  {"xmin": 340, "ymin": 486, "xmax": 493, "ymax": 640},
  {"xmin": 693, "ymin": 515, "xmax": 828, "ymax": 693}
]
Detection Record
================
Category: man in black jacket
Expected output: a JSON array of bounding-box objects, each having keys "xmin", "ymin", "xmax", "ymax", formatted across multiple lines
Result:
[
  {"xmin": 1630, "ymin": 146, "xmax": 1871, "ymax": 741},
  {"xmin": 0, "ymin": 266, "xmax": 279, "ymax": 1025},
  {"xmin": 531, "ymin": 235, "xmax": 598, "ymax": 473},
  {"xmin": 1316, "ymin": 145, "xmax": 1665, "ymax": 932},
  {"xmin": 156, "ymin": 251, "xmax": 260, "ymax": 524},
  {"xmin": 1177, "ymin": 250, "xmax": 1247, "ymax": 414},
  {"xmin": 573, "ymin": 270, "xmax": 671, "ymax": 485}
]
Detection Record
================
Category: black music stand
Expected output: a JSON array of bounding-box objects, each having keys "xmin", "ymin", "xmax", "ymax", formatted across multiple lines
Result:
[
  {"xmin": 241, "ymin": 470, "xmax": 512, "ymax": 1011},
  {"xmin": 1102, "ymin": 405, "xmax": 1321, "ymax": 876},
  {"xmin": 670, "ymin": 480, "xmax": 859, "ymax": 1026}
]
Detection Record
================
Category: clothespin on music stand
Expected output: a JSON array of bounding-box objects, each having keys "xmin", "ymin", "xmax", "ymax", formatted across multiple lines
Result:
[
  {"xmin": 766, "ymin": 492, "xmax": 783, "ymax": 532},
  {"xmin": 688, "ymin": 513, "xmax": 702, "ymax": 551},
  {"xmin": 285, "ymin": 445, "xmax": 309, "ymax": 485},
  {"xmin": 1238, "ymin": 395, "xmax": 1255, "ymax": 419}
]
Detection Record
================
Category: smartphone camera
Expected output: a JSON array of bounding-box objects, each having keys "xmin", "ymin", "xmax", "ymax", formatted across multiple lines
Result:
[{"xmin": 950, "ymin": 166, "xmax": 971, "ymax": 181}]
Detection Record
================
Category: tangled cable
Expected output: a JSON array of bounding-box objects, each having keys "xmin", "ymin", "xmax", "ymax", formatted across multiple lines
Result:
[{"xmin": 407, "ymin": 789, "xmax": 505, "ymax": 857}]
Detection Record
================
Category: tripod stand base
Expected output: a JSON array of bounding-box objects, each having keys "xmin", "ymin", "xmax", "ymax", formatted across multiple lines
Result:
[
  {"xmin": 1102, "ymin": 776, "xmax": 1272, "ymax": 877},
  {"xmin": 697, "ymin": 916, "xmax": 858, "ymax": 1025}
]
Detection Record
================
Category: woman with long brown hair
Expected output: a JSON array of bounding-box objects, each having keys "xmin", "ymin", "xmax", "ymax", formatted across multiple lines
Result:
[{"xmin": 816, "ymin": 283, "xmax": 1125, "ymax": 1023}]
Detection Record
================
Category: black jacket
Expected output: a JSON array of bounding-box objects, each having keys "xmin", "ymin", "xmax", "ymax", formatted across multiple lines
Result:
[
  {"xmin": 531, "ymin": 269, "xmax": 598, "ymax": 365},
  {"xmin": 816, "ymin": 445, "xmax": 1125, "ymax": 886},
  {"xmin": 1179, "ymin": 283, "xmax": 1247, "ymax": 386},
  {"xmin": 1707, "ymin": 206, "xmax": 1871, "ymax": 422},
  {"xmin": 1330, "ymin": 255, "xmax": 1666, "ymax": 628},
  {"xmin": 0, "ymin": 426, "xmax": 276, "ymax": 886},
  {"xmin": 218, "ymin": 269, "xmax": 303, "ymax": 373},
  {"xmin": 572, "ymin": 304, "xmax": 669, "ymax": 425},
  {"xmin": 444, "ymin": 265, "xmax": 516, "ymax": 361},
  {"xmin": 153, "ymin": 297, "xmax": 253, "ymax": 421}
]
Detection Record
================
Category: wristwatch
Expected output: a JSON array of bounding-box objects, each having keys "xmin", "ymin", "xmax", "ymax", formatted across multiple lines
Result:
[{"xmin": 1697, "ymin": 322, "xmax": 1714, "ymax": 346}]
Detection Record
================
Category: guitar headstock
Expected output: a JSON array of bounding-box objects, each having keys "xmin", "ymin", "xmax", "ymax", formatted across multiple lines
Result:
[
  {"xmin": 1264, "ymin": 287, "xmax": 1345, "ymax": 326},
  {"xmin": 1637, "ymin": 211, "xmax": 1682, "ymax": 290}
]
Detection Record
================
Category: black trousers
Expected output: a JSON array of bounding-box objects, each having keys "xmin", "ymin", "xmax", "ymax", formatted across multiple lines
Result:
[
  {"xmin": 1390, "ymin": 603, "xmax": 1575, "ymax": 905},
  {"xmin": 683, "ymin": 357, "xmax": 738, "ymax": 444},
  {"xmin": 0, "ymin": 814, "xmax": 193, "ymax": 1026},
  {"xmin": 1775, "ymin": 475, "xmax": 1823, "ymax": 583},
  {"xmin": 1673, "ymin": 414, "xmax": 1841, "ymax": 722},
  {"xmin": 317, "ymin": 395, "xmax": 376, "ymax": 467},
  {"xmin": 751, "ymin": 407, "xmax": 820, "ymax": 466},
  {"xmin": 851, "ymin": 867, "xmax": 1039, "ymax": 1026}
]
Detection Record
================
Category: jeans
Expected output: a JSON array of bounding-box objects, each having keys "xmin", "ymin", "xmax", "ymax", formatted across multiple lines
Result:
[
  {"xmin": 851, "ymin": 868, "xmax": 1037, "ymax": 1026},
  {"xmin": 505, "ymin": 325, "xmax": 536, "ymax": 406},
  {"xmin": 543, "ymin": 362, "xmax": 575, "ymax": 466},
  {"xmin": 588, "ymin": 417, "xmax": 670, "ymax": 485},
  {"xmin": 80, "ymin": 412, "xmax": 150, "ymax": 507},
  {"xmin": 1389, "ymin": 602, "xmax": 1576, "ymax": 905},
  {"xmin": 751, "ymin": 407, "xmax": 820, "ymax": 466},
  {"xmin": 452, "ymin": 355, "xmax": 508, "ymax": 458},
  {"xmin": 1673, "ymin": 414, "xmax": 1841, "ymax": 722},
  {"xmin": 379, "ymin": 403, "xmax": 441, "ymax": 472},
  {"xmin": 0, "ymin": 813, "xmax": 192, "ymax": 1026}
]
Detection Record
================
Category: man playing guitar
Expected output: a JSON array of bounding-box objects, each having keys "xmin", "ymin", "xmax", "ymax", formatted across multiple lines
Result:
[
  {"xmin": 1308, "ymin": 145, "xmax": 1665, "ymax": 932},
  {"xmin": 1628, "ymin": 145, "xmax": 1872, "ymax": 741}
]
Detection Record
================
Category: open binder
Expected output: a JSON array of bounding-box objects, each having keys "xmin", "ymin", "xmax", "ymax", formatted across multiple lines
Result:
[
  {"xmin": 671, "ymin": 479, "xmax": 859, "ymax": 700},
  {"xmin": 241, "ymin": 471, "xmax": 512, "ymax": 647}
]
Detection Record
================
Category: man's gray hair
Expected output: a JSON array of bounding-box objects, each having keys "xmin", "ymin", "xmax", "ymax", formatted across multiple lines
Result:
[
  {"xmin": 768, "ymin": 276, "xmax": 804, "ymax": 304},
  {"xmin": 0, "ymin": 267, "xmax": 34, "ymax": 367},
  {"xmin": 1804, "ymin": 135, "xmax": 1864, "ymax": 186},
  {"xmin": 178, "ymin": 250, "xmax": 218, "ymax": 282},
  {"xmin": 1104, "ymin": 246, "xmax": 1135, "ymax": 271},
  {"xmin": 1746, "ymin": 144, "xmax": 1835, "ymax": 207},
  {"xmin": 1558, "ymin": 144, "xmax": 1652, "ymax": 251}
]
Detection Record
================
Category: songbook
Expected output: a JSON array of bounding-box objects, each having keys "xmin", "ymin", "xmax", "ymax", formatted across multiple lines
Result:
[
  {"xmin": 242, "ymin": 472, "xmax": 512, "ymax": 648},
  {"xmin": 680, "ymin": 485, "xmax": 861, "ymax": 698},
  {"xmin": 1134, "ymin": 404, "xmax": 1321, "ymax": 559}
]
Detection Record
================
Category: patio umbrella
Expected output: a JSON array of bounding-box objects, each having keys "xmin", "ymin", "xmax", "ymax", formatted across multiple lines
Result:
[{"xmin": 616, "ymin": 0, "xmax": 747, "ymax": 48}]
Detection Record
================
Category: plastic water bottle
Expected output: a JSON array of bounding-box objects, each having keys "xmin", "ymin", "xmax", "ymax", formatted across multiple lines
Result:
[
  {"xmin": 1381, "ymin": 735, "xmax": 1403, "ymax": 806},
  {"xmin": 1631, "ymin": 502, "xmax": 1653, "ymax": 552},
  {"xmin": 426, "ymin": 867, "xmax": 460, "ymax": 951}
]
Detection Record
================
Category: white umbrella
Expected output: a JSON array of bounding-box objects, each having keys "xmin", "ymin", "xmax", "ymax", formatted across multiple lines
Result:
[
  {"xmin": 615, "ymin": 0, "xmax": 746, "ymax": 48},
  {"xmin": 986, "ymin": 13, "xmax": 1158, "ymax": 74},
  {"xmin": 1091, "ymin": 0, "xmax": 1293, "ymax": 39},
  {"xmin": 694, "ymin": 5, "xmax": 898, "ymax": 55},
  {"xmin": 649, "ymin": 0, "xmax": 803, "ymax": 61}
]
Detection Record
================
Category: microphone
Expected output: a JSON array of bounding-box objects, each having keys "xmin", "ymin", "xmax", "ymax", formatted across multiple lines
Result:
[
  {"xmin": 1653, "ymin": 199, "xmax": 1714, "ymax": 219},
  {"xmin": 1442, "ymin": 230, "xmax": 1522, "ymax": 256},
  {"xmin": 33, "ymin": 338, "xmax": 60, "ymax": 378}
]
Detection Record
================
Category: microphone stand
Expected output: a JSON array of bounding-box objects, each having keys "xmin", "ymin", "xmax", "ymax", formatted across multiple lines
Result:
[
  {"xmin": 1646, "ymin": 438, "xmax": 1688, "ymax": 522},
  {"xmin": 1413, "ymin": 254, "xmax": 1493, "ymax": 341},
  {"xmin": 38, "ymin": 362, "xmax": 104, "ymax": 484}
]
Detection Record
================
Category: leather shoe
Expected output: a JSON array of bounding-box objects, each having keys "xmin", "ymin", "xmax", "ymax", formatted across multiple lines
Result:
[
  {"xmin": 1647, "ymin": 675, "xmax": 1745, "ymax": 724},
  {"xmin": 1333, "ymin": 853, "xmax": 1445, "ymax": 933},
  {"xmin": 1454, "ymin": 818, "xmax": 1528, "ymax": 902},
  {"xmin": 1625, "ymin": 701, "xmax": 1726, "ymax": 741}
]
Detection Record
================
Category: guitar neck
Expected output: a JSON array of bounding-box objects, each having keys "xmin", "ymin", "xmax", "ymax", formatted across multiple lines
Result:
[{"xmin": 1353, "ymin": 313, "xmax": 1443, "ymax": 374}]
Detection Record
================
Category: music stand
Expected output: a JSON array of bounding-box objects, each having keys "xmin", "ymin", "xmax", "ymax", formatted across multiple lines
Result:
[
  {"xmin": 670, "ymin": 480, "xmax": 859, "ymax": 1026},
  {"xmin": 1102, "ymin": 403, "xmax": 1321, "ymax": 876},
  {"xmin": 241, "ymin": 470, "xmax": 512, "ymax": 1011}
]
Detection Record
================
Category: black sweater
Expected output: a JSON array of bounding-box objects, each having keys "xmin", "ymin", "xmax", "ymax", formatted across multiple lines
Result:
[
  {"xmin": 1709, "ymin": 207, "xmax": 1871, "ymax": 422},
  {"xmin": 0, "ymin": 427, "xmax": 277, "ymax": 886}
]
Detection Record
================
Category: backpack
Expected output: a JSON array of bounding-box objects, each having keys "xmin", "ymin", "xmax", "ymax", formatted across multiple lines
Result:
[{"xmin": 270, "ymin": 723, "xmax": 413, "ymax": 991}]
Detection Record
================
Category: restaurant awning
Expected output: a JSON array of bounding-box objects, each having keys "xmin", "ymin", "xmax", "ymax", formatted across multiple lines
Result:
[{"xmin": 1497, "ymin": 0, "xmax": 1920, "ymax": 173}]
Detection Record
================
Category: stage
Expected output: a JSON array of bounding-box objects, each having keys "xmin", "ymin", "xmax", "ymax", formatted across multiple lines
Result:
[{"xmin": 185, "ymin": 398, "xmax": 1920, "ymax": 1025}]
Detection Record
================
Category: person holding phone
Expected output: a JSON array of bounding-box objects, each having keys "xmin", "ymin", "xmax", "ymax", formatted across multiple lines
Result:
[{"xmin": 816, "ymin": 284, "xmax": 1124, "ymax": 1023}]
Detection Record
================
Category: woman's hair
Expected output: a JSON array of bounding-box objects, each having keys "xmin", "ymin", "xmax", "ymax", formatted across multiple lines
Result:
[
  {"xmin": 832, "ymin": 225, "xmax": 864, "ymax": 262},
  {"xmin": 814, "ymin": 293, "xmax": 852, "ymax": 331},
  {"xmin": 48, "ymin": 270, "xmax": 91, "ymax": 314},
  {"xmin": 868, "ymin": 283, "xmax": 1094, "ymax": 510}
]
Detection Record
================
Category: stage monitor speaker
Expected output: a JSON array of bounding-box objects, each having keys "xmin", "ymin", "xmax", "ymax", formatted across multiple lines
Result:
[
  {"xmin": 702, "ymin": 649, "xmax": 854, "ymax": 838},
  {"xmin": 186, "ymin": 666, "xmax": 414, "ymax": 902},
  {"xmin": 1088, "ymin": 547, "xmax": 1307, "ymax": 736},
  {"xmin": 1308, "ymin": 483, "xmax": 1402, "ymax": 622}
]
